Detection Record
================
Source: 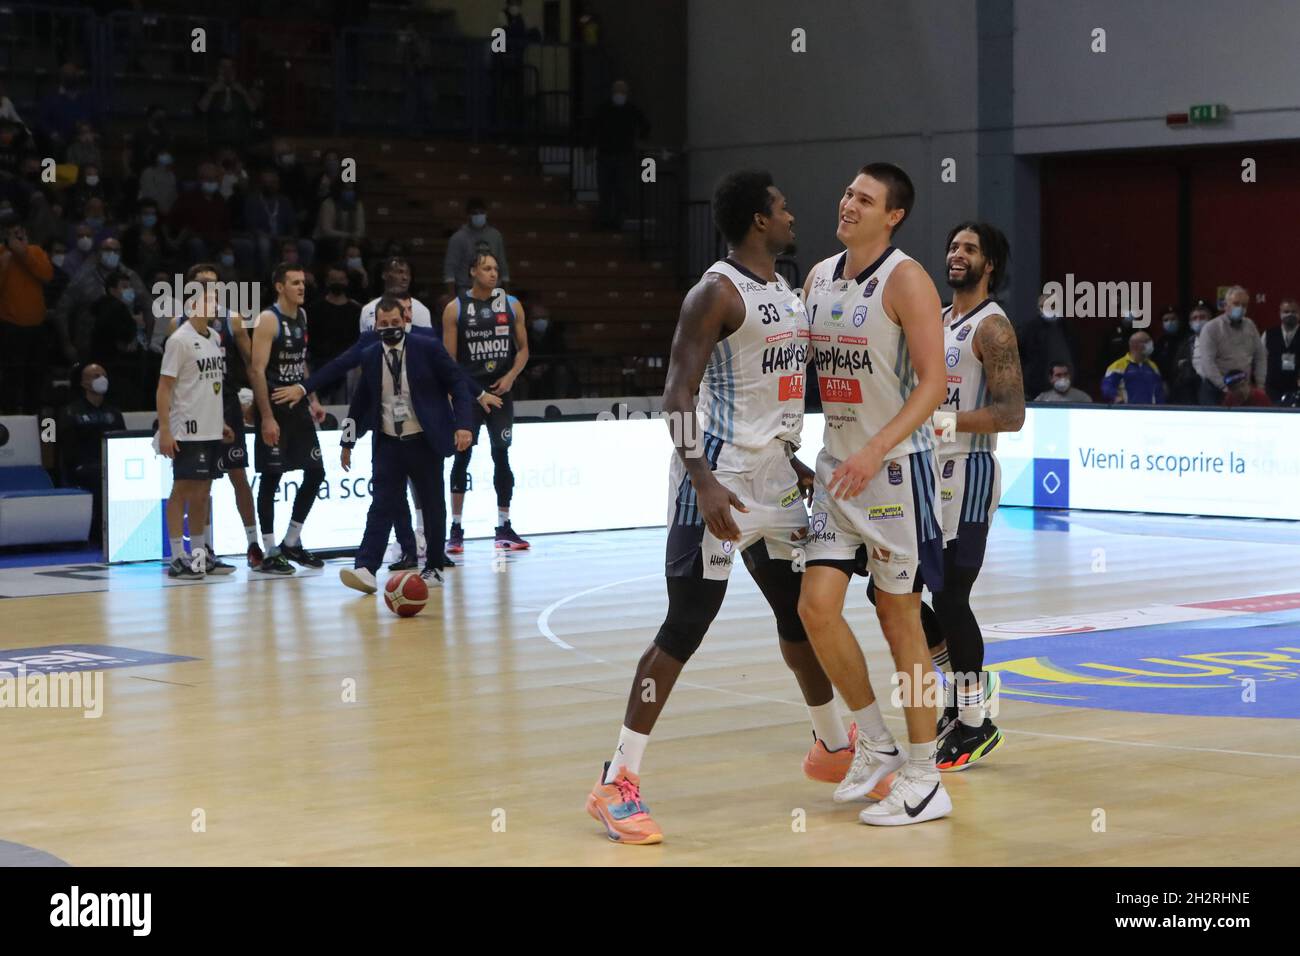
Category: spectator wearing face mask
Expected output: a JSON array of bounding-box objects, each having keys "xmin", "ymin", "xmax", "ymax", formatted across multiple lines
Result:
[
  {"xmin": 216, "ymin": 243, "xmax": 240, "ymax": 281},
  {"xmin": 307, "ymin": 266, "xmax": 362, "ymax": 404},
  {"xmin": 66, "ymin": 122, "xmax": 102, "ymax": 172},
  {"xmin": 0, "ymin": 222, "xmax": 54, "ymax": 414},
  {"xmin": 1221, "ymin": 368, "xmax": 1271, "ymax": 408},
  {"xmin": 121, "ymin": 200, "xmax": 174, "ymax": 267},
  {"xmin": 77, "ymin": 196, "xmax": 116, "ymax": 246},
  {"xmin": 138, "ymin": 148, "xmax": 178, "ymax": 214},
  {"xmin": 1151, "ymin": 305, "xmax": 1190, "ymax": 399},
  {"xmin": 1262, "ymin": 297, "xmax": 1300, "ymax": 403},
  {"xmin": 132, "ymin": 105, "xmax": 173, "ymax": 178},
  {"xmin": 1033, "ymin": 362, "xmax": 1092, "ymax": 403},
  {"xmin": 55, "ymin": 237, "xmax": 147, "ymax": 363},
  {"xmin": 519, "ymin": 303, "xmax": 573, "ymax": 400},
  {"xmin": 60, "ymin": 363, "xmax": 125, "ymax": 541},
  {"xmin": 1167, "ymin": 300, "xmax": 1211, "ymax": 405},
  {"xmin": 313, "ymin": 181, "xmax": 366, "ymax": 266},
  {"xmin": 344, "ymin": 242, "xmax": 370, "ymax": 299},
  {"xmin": 90, "ymin": 269, "xmax": 147, "ymax": 408},
  {"xmin": 1016, "ymin": 293, "xmax": 1078, "ymax": 400},
  {"xmin": 1194, "ymin": 285, "xmax": 1266, "ymax": 406},
  {"xmin": 1102, "ymin": 331, "xmax": 1164, "ymax": 405},
  {"xmin": 443, "ymin": 198, "xmax": 510, "ymax": 297},
  {"xmin": 45, "ymin": 239, "xmax": 71, "ymax": 309},
  {"xmin": 592, "ymin": 80, "xmax": 649, "ymax": 231},
  {"xmin": 171, "ymin": 162, "xmax": 232, "ymax": 262},
  {"xmin": 63, "ymin": 223, "xmax": 97, "ymax": 276}
]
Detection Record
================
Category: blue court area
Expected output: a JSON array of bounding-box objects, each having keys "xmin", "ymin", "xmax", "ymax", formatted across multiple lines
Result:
[{"xmin": 986, "ymin": 609, "xmax": 1300, "ymax": 719}]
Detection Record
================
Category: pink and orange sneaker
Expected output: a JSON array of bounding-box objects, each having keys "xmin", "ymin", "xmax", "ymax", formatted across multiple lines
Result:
[
  {"xmin": 586, "ymin": 763, "xmax": 663, "ymax": 845},
  {"xmin": 802, "ymin": 724, "xmax": 893, "ymax": 798}
]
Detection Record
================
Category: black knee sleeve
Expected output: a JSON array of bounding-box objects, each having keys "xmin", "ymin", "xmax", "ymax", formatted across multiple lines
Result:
[
  {"xmin": 257, "ymin": 471, "xmax": 280, "ymax": 532},
  {"xmin": 932, "ymin": 555, "xmax": 983, "ymax": 675},
  {"xmin": 921, "ymin": 600, "xmax": 945, "ymax": 650},
  {"xmin": 450, "ymin": 447, "xmax": 471, "ymax": 494},
  {"xmin": 653, "ymin": 576, "xmax": 727, "ymax": 663},
  {"xmin": 491, "ymin": 445, "xmax": 514, "ymax": 508},
  {"xmin": 291, "ymin": 468, "xmax": 324, "ymax": 523},
  {"xmin": 743, "ymin": 540, "xmax": 807, "ymax": 643}
]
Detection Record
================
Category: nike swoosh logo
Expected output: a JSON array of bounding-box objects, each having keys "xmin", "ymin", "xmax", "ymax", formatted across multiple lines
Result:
[
  {"xmin": 904, "ymin": 782, "xmax": 941, "ymax": 818},
  {"xmin": 873, "ymin": 747, "xmax": 899, "ymax": 757}
]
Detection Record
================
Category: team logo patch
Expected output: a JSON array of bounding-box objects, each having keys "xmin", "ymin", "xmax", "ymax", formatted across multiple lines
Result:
[
  {"xmin": 310, "ymin": 447, "xmax": 322, "ymax": 461},
  {"xmin": 501, "ymin": 427, "xmax": 512, "ymax": 442},
  {"xmin": 485, "ymin": 360, "xmax": 498, "ymax": 372},
  {"xmin": 945, "ymin": 347, "xmax": 961, "ymax": 368},
  {"xmin": 887, "ymin": 461, "xmax": 903, "ymax": 485},
  {"xmin": 868, "ymin": 504, "xmax": 904, "ymax": 521},
  {"xmin": 212, "ymin": 382, "xmax": 221, "ymax": 394},
  {"xmin": 811, "ymin": 512, "xmax": 828, "ymax": 534},
  {"xmin": 942, "ymin": 459, "xmax": 955, "ymax": 479},
  {"xmin": 851, "ymin": 305, "xmax": 867, "ymax": 327},
  {"xmin": 956, "ymin": 324, "xmax": 972, "ymax": 341},
  {"xmin": 862, "ymin": 278, "xmax": 878, "ymax": 298},
  {"xmin": 721, "ymin": 539, "xmax": 733, "ymax": 554}
]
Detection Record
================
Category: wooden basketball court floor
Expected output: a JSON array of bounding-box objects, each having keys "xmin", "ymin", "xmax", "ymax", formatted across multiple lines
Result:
[{"xmin": 2, "ymin": 508, "xmax": 1299, "ymax": 866}]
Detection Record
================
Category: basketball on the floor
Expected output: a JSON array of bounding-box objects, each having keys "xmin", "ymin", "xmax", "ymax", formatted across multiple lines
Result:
[{"xmin": 383, "ymin": 572, "xmax": 428, "ymax": 617}]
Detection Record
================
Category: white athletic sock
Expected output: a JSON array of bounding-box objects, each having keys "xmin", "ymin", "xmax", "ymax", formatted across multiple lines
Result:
[
  {"xmin": 244, "ymin": 526, "xmax": 258, "ymax": 546},
  {"xmin": 807, "ymin": 700, "xmax": 849, "ymax": 750},
  {"xmin": 451, "ymin": 513, "xmax": 462, "ymax": 526},
  {"xmin": 850, "ymin": 702, "xmax": 891, "ymax": 744},
  {"xmin": 498, "ymin": 509, "xmax": 509, "ymax": 526},
  {"xmin": 169, "ymin": 536, "xmax": 185, "ymax": 559},
  {"xmin": 284, "ymin": 520, "xmax": 303, "ymax": 548},
  {"xmin": 958, "ymin": 680, "xmax": 984, "ymax": 727},
  {"xmin": 414, "ymin": 507, "xmax": 424, "ymax": 533},
  {"xmin": 908, "ymin": 740, "xmax": 939, "ymax": 776},
  {"xmin": 262, "ymin": 532, "xmax": 276, "ymax": 555},
  {"xmin": 605, "ymin": 726, "xmax": 650, "ymax": 783},
  {"xmin": 193, "ymin": 527, "xmax": 208, "ymax": 552}
]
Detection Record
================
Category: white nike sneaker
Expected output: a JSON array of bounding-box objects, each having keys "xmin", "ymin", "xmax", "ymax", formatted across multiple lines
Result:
[
  {"xmin": 340, "ymin": 567, "xmax": 378, "ymax": 594},
  {"xmin": 859, "ymin": 766, "xmax": 952, "ymax": 826},
  {"xmin": 414, "ymin": 528, "xmax": 427, "ymax": 564},
  {"xmin": 833, "ymin": 736, "xmax": 907, "ymax": 802},
  {"xmin": 383, "ymin": 540, "xmax": 403, "ymax": 564}
]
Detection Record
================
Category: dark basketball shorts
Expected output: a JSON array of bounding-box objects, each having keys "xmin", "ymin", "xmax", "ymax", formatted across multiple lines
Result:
[
  {"xmin": 216, "ymin": 406, "xmax": 249, "ymax": 474},
  {"xmin": 469, "ymin": 391, "xmax": 514, "ymax": 450},
  {"xmin": 172, "ymin": 439, "xmax": 222, "ymax": 481},
  {"xmin": 254, "ymin": 398, "xmax": 322, "ymax": 473}
]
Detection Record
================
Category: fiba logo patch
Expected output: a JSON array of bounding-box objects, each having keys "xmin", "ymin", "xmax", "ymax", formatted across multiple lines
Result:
[
  {"xmin": 956, "ymin": 324, "xmax": 972, "ymax": 341},
  {"xmin": 852, "ymin": 305, "xmax": 867, "ymax": 327},
  {"xmin": 888, "ymin": 461, "xmax": 903, "ymax": 485},
  {"xmin": 942, "ymin": 459, "xmax": 954, "ymax": 479},
  {"xmin": 946, "ymin": 347, "xmax": 960, "ymax": 368},
  {"xmin": 863, "ymin": 278, "xmax": 878, "ymax": 298}
]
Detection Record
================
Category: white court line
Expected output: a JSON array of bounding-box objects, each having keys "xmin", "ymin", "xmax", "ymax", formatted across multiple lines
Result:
[{"xmin": 536, "ymin": 573, "xmax": 1300, "ymax": 762}]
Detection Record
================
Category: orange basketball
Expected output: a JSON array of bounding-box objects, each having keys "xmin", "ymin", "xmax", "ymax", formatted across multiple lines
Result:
[{"xmin": 383, "ymin": 571, "xmax": 429, "ymax": 617}]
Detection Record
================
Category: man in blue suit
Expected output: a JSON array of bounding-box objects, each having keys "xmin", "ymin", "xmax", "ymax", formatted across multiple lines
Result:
[
  {"xmin": 275, "ymin": 296, "xmax": 475, "ymax": 592},
  {"xmin": 274, "ymin": 304, "xmax": 500, "ymax": 575}
]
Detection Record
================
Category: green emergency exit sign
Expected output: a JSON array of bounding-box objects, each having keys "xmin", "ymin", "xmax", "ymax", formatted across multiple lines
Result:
[{"xmin": 1189, "ymin": 103, "xmax": 1227, "ymax": 123}]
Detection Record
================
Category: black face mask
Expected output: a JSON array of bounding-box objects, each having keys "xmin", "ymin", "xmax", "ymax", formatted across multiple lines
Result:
[
  {"xmin": 379, "ymin": 327, "xmax": 405, "ymax": 345},
  {"xmin": 327, "ymin": 282, "xmax": 347, "ymax": 295}
]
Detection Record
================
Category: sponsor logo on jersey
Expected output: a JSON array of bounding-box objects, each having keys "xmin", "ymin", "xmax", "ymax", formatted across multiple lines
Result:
[
  {"xmin": 761, "ymin": 341, "xmax": 809, "ymax": 374},
  {"xmin": 819, "ymin": 376, "xmax": 863, "ymax": 404},
  {"xmin": 737, "ymin": 280, "xmax": 766, "ymax": 294},
  {"xmin": 956, "ymin": 324, "xmax": 973, "ymax": 341},
  {"xmin": 868, "ymin": 504, "xmax": 904, "ymax": 521},
  {"xmin": 809, "ymin": 332, "xmax": 831, "ymax": 343},
  {"xmin": 863, "ymin": 277, "xmax": 879, "ymax": 298},
  {"xmin": 945, "ymin": 347, "xmax": 961, "ymax": 368},
  {"xmin": 941, "ymin": 488, "xmax": 954, "ymax": 501},
  {"xmin": 778, "ymin": 373, "xmax": 804, "ymax": 401},
  {"xmin": 942, "ymin": 459, "xmax": 955, "ymax": 479},
  {"xmin": 887, "ymin": 461, "xmax": 903, "ymax": 485},
  {"xmin": 496, "ymin": 312, "xmax": 510, "ymax": 325},
  {"xmin": 779, "ymin": 486, "xmax": 802, "ymax": 508},
  {"xmin": 837, "ymin": 335, "xmax": 868, "ymax": 346},
  {"xmin": 709, "ymin": 553, "xmax": 732, "ymax": 567},
  {"xmin": 766, "ymin": 330, "xmax": 794, "ymax": 343},
  {"xmin": 829, "ymin": 303, "xmax": 844, "ymax": 323},
  {"xmin": 947, "ymin": 374, "xmax": 962, "ymax": 384},
  {"xmin": 852, "ymin": 305, "xmax": 867, "ymax": 327},
  {"xmin": 494, "ymin": 325, "xmax": 510, "ymax": 335},
  {"xmin": 815, "ymin": 345, "xmax": 875, "ymax": 377}
]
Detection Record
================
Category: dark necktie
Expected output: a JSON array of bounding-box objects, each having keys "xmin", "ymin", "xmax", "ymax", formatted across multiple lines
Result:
[{"xmin": 386, "ymin": 347, "xmax": 404, "ymax": 435}]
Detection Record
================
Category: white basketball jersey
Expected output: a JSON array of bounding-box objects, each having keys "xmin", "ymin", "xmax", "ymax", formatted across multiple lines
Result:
[
  {"xmin": 360, "ymin": 296, "xmax": 433, "ymax": 332},
  {"xmin": 697, "ymin": 259, "xmax": 810, "ymax": 452},
  {"xmin": 807, "ymin": 247, "xmax": 934, "ymax": 462},
  {"xmin": 938, "ymin": 299, "xmax": 1005, "ymax": 457},
  {"xmin": 160, "ymin": 321, "xmax": 226, "ymax": 441}
]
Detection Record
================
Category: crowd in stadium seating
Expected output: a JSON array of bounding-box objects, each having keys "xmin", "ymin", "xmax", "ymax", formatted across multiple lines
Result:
[{"xmin": 1017, "ymin": 289, "xmax": 1300, "ymax": 408}]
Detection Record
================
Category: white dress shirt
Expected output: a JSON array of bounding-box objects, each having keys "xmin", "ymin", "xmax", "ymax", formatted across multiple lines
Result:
[{"xmin": 380, "ymin": 341, "xmax": 423, "ymax": 438}]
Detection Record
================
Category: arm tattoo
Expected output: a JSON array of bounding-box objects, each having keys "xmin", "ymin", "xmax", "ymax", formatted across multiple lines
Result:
[{"xmin": 976, "ymin": 312, "xmax": 1026, "ymax": 431}]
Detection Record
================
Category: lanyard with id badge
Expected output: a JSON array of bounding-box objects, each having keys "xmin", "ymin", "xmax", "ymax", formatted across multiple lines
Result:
[{"xmin": 386, "ymin": 347, "xmax": 412, "ymax": 434}]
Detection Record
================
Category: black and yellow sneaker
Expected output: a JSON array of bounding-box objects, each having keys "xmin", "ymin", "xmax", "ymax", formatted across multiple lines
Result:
[
  {"xmin": 936, "ymin": 718, "xmax": 1004, "ymax": 772},
  {"xmin": 279, "ymin": 542, "xmax": 324, "ymax": 568},
  {"xmin": 254, "ymin": 551, "xmax": 296, "ymax": 575}
]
